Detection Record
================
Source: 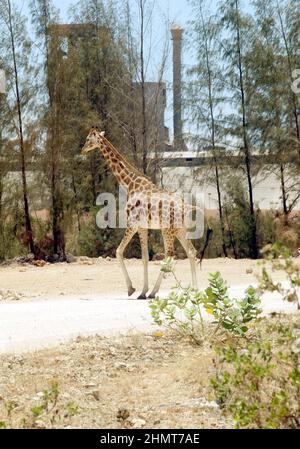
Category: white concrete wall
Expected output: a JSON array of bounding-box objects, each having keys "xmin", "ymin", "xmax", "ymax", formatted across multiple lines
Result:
[
  {"xmin": 161, "ymin": 165, "xmax": 300, "ymax": 211},
  {"xmin": 4, "ymin": 165, "xmax": 300, "ymax": 213}
]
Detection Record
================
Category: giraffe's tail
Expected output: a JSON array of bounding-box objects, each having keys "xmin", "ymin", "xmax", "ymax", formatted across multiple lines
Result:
[{"xmin": 198, "ymin": 227, "xmax": 213, "ymax": 269}]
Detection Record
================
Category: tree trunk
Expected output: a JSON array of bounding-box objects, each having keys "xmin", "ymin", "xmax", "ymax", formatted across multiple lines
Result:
[
  {"xmin": 7, "ymin": 0, "xmax": 35, "ymax": 255},
  {"xmin": 276, "ymin": 0, "xmax": 300, "ymax": 159},
  {"xmin": 214, "ymin": 162, "xmax": 228, "ymax": 257},
  {"xmin": 280, "ymin": 163, "xmax": 289, "ymax": 224},
  {"xmin": 235, "ymin": 0, "xmax": 258, "ymax": 259},
  {"xmin": 225, "ymin": 204, "xmax": 238, "ymax": 259},
  {"xmin": 71, "ymin": 172, "xmax": 81, "ymax": 233},
  {"xmin": 200, "ymin": 3, "xmax": 227, "ymax": 258},
  {"xmin": 139, "ymin": 0, "xmax": 147, "ymax": 174}
]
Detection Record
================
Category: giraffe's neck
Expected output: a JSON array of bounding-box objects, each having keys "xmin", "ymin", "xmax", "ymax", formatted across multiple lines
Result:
[{"xmin": 99, "ymin": 137, "xmax": 152, "ymax": 193}]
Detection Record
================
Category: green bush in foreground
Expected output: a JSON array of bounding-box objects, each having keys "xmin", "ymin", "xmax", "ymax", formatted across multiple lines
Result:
[
  {"xmin": 210, "ymin": 319, "xmax": 300, "ymax": 428},
  {"xmin": 151, "ymin": 255, "xmax": 300, "ymax": 429},
  {"xmin": 149, "ymin": 258, "xmax": 262, "ymax": 344}
]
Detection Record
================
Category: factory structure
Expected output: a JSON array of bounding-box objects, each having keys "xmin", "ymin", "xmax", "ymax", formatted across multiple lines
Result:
[{"xmin": 155, "ymin": 25, "xmax": 300, "ymax": 212}]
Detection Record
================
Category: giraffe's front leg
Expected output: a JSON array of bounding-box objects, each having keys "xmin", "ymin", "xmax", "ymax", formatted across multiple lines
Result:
[
  {"xmin": 116, "ymin": 228, "xmax": 137, "ymax": 297},
  {"xmin": 148, "ymin": 229, "xmax": 175, "ymax": 298},
  {"xmin": 137, "ymin": 229, "xmax": 149, "ymax": 299}
]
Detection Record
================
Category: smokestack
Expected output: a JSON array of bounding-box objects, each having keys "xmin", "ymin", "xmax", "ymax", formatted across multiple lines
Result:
[{"xmin": 171, "ymin": 24, "xmax": 184, "ymax": 150}]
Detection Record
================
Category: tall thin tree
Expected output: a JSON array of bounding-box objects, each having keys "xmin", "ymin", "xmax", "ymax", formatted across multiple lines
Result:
[
  {"xmin": 220, "ymin": 0, "xmax": 258, "ymax": 258},
  {"xmin": 0, "ymin": 0, "xmax": 35, "ymax": 254}
]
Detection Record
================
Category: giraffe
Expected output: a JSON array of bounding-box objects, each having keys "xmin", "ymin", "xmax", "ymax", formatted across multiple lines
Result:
[{"xmin": 81, "ymin": 128, "xmax": 199, "ymax": 299}]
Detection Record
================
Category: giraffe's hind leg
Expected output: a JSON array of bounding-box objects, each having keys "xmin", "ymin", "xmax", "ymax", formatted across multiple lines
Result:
[
  {"xmin": 148, "ymin": 229, "xmax": 175, "ymax": 299},
  {"xmin": 137, "ymin": 228, "xmax": 149, "ymax": 299},
  {"xmin": 116, "ymin": 228, "xmax": 137, "ymax": 297},
  {"xmin": 176, "ymin": 229, "xmax": 198, "ymax": 288}
]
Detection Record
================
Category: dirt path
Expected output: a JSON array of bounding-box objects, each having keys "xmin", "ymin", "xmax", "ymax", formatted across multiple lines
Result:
[
  {"xmin": 0, "ymin": 257, "xmax": 266, "ymax": 300},
  {"xmin": 0, "ymin": 257, "xmax": 298, "ymax": 354},
  {"xmin": 0, "ymin": 291, "xmax": 296, "ymax": 354}
]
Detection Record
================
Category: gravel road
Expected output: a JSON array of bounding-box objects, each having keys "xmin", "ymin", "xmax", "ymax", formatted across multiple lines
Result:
[{"xmin": 0, "ymin": 286, "xmax": 297, "ymax": 354}]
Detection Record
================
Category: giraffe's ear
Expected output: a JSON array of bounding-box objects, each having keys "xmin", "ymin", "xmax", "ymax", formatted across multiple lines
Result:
[{"xmin": 100, "ymin": 131, "xmax": 105, "ymax": 137}]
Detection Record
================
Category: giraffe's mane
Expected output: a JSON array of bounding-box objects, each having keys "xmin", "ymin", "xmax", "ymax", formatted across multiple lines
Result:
[{"xmin": 102, "ymin": 135, "xmax": 154, "ymax": 184}]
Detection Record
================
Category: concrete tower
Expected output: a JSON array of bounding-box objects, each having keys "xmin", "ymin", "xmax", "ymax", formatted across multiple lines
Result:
[{"xmin": 171, "ymin": 24, "xmax": 184, "ymax": 150}]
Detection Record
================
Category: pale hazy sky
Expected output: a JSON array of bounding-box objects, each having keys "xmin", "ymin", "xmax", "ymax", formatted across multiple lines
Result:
[{"xmin": 51, "ymin": 0, "xmax": 192, "ymax": 23}]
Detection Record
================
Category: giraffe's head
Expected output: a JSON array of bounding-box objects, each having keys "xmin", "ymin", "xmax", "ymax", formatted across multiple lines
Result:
[{"xmin": 81, "ymin": 128, "xmax": 105, "ymax": 154}]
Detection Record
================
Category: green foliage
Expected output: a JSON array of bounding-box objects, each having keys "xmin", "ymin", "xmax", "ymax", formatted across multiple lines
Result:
[
  {"xmin": 210, "ymin": 319, "xmax": 300, "ymax": 428},
  {"xmin": 0, "ymin": 381, "xmax": 80, "ymax": 429},
  {"xmin": 1, "ymin": 400, "xmax": 18, "ymax": 429},
  {"xmin": 150, "ymin": 285, "xmax": 205, "ymax": 344},
  {"xmin": 223, "ymin": 178, "xmax": 258, "ymax": 259},
  {"xmin": 202, "ymin": 272, "xmax": 261, "ymax": 336},
  {"xmin": 196, "ymin": 211, "xmax": 300, "ymax": 261},
  {"xmin": 150, "ymin": 262, "xmax": 262, "ymax": 344},
  {"xmin": 75, "ymin": 206, "xmax": 156, "ymax": 259},
  {"xmin": 29, "ymin": 381, "xmax": 60, "ymax": 424},
  {"xmin": 75, "ymin": 208, "xmax": 123, "ymax": 258},
  {"xmin": 41, "ymin": 381, "xmax": 59, "ymax": 411},
  {"xmin": 211, "ymin": 243, "xmax": 300, "ymax": 429},
  {"xmin": 66, "ymin": 402, "xmax": 80, "ymax": 417},
  {"xmin": 209, "ymin": 241, "xmax": 300, "ymax": 428},
  {"xmin": 76, "ymin": 215, "xmax": 104, "ymax": 258},
  {"xmin": 0, "ymin": 222, "xmax": 25, "ymax": 261},
  {"xmin": 31, "ymin": 405, "xmax": 44, "ymax": 418},
  {"xmin": 4, "ymin": 400, "xmax": 18, "ymax": 418},
  {"xmin": 257, "ymin": 243, "xmax": 300, "ymax": 309},
  {"xmin": 160, "ymin": 256, "xmax": 175, "ymax": 274}
]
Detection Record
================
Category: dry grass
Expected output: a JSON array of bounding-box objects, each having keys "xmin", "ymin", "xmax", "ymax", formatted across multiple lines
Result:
[{"xmin": 0, "ymin": 332, "xmax": 232, "ymax": 429}]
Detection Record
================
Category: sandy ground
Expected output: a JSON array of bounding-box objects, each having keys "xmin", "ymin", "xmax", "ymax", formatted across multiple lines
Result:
[{"xmin": 0, "ymin": 256, "xmax": 288, "ymax": 300}]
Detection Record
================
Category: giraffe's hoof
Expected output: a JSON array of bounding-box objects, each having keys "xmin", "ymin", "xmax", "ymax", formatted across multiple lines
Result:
[
  {"xmin": 128, "ymin": 287, "xmax": 136, "ymax": 297},
  {"xmin": 147, "ymin": 294, "xmax": 156, "ymax": 299},
  {"xmin": 137, "ymin": 294, "xmax": 147, "ymax": 300}
]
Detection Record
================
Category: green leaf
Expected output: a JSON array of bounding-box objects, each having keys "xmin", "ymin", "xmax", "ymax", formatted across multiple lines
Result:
[{"xmin": 31, "ymin": 405, "xmax": 44, "ymax": 417}]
